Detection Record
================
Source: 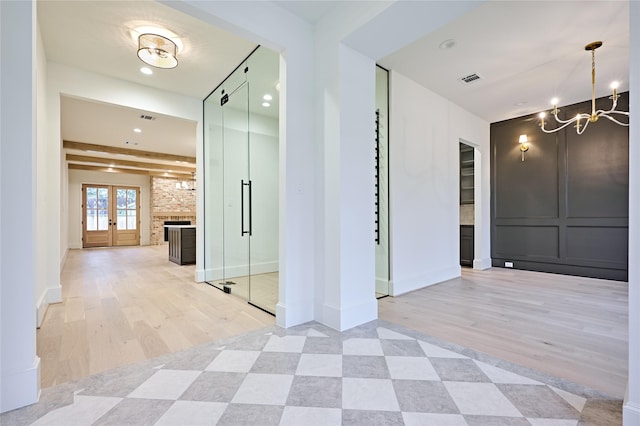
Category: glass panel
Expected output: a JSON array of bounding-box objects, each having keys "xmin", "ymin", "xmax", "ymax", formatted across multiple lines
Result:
[
  {"xmin": 246, "ymin": 47, "xmax": 279, "ymax": 314},
  {"xmin": 98, "ymin": 209, "xmax": 109, "ymax": 230},
  {"xmin": 127, "ymin": 211, "xmax": 136, "ymax": 229},
  {"xmin": 203, "ymin": 58, "xmax": 248, "ymax": 293},
  {"xmin": 98, "ymin": 188, "xmax": 108, "ymax": 210},
  {"xmin": 127, "ymin": 189, "xmax": 136, "ymax": 208},
  {"xmin": 117, "ymin": 189, "xmax": 126, "ymax": 209},
  {"xmin": 86, "ymin": 187, "xmax": 97, "ymax": 209},
  {"xmin": 117, "ymin": 209, "xmax": 126, "ymax": 229},
  {"xmin": 222, "ymin": 73, "xmax": 250, "ymax": 301},
  {"xmin": 86, "ymin": 209, "xmax": 97, "ymax": 231}
]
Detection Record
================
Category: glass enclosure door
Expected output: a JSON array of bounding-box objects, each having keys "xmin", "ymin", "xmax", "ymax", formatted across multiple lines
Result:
[
  {"xmin": 246, "ymin": 47, "xmax": 280, "ymax": 313},
  {"xmin": 223, "ymin": 78, "xmax": 251, "ymax": 298},
  {"xmin": 203, "ymin": 47, "xmax": 279, "ymax": 315}
]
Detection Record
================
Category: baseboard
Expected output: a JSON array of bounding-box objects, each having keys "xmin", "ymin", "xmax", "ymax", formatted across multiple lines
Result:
[
  {"xmin": 69, "ymin": 241, "xmax": 82, "ymax": 249},
  {"xmin": 195, "ymin": 268, "xmax": 206, "ymax": 282},
  {"xmin": 623, "ymin": 401, "xmax": 640, "ymax": 425},
  {"xmin": 321, "ymin": 297, "xmax": 377, "ymax": 331},
  {"xmin": 391, "ymin": 265, "xmax": 460, "ymax": 296},
  {"xmin": 473, "ymin": 257, "xmax": 492, "ymax": 270},
  {"xmin": 36, "ymin": 286, "xmax": 62, "ymax": 328},
  {"xmin": 60, "ymin": 247, "xmax": 69, "ymax": 270},
  {"xmin": 0, "ymin": 356, "xmax": 40, "ymax": 413}
]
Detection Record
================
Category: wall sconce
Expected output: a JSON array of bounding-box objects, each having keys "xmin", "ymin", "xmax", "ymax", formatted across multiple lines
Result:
[{"xmin": 519, "ymin": 134, "xmax": 529, "ymax": 161}]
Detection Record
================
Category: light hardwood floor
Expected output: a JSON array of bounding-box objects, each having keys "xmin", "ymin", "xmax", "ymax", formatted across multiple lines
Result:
[
  {"xmin": 40, "ymin": 247, "xmax": 628, "ymax": 400},
  {"xmin": 37, "ymin": 245, "xmax": 274, "ymax": 388},
  {"xmin": 379, "ymin": 267, "xmax": 628, "ymax": 398}
]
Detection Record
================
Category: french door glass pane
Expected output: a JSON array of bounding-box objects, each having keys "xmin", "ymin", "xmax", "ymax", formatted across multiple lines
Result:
[
  {"xmin": 86, "ymin": 209, "xmax": 97, "ymax": 230},
  {"xmin": 127, "ymin": 211, "xmax": 136, "ymax": 229},
  {"xmin": 117, "ymin": 209, "xmax": 126, "ymax": 229},
  {"xmin": 117, "ymin": 189, "xmax": 126, "ymax": 209},
  {"xmin": 98, "ymin": 209, "xmax": 109, "ymax": 230},
  {"xmin": 127, "ymin": 189, "xmax": 136, "ymax": 208},
  {"xmin": 98, "ymin": 188, "xmax": 108, "ymax": 209}
]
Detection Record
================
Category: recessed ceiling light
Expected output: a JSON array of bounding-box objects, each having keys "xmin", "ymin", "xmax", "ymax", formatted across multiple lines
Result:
[
  {"xmin": 263, "ymin": 94, "xmax": 273, "ymax": 101},
  {"xmin": 133, "ymin": 128, "xmax": 142, "ymax": 133},
  {"xmin": 439, "ymin": 39, "xmax": 456, "ymax": 50},
  {"xmin": 262, "ymin": 102, "xmax": 270, "ymax": 107},
  {"xmin": 140, "ymin": 67, "xmax": 153, "ymax": 75},
  {"xmin": 109, "ymin": 163, "xmax": 115, "ymax": 167}
]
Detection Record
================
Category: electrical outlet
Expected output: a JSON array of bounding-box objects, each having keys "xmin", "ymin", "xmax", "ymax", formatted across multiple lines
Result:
[{"xmin": 505, "ymin": 261, "xmax": 514, "ymax": 268}]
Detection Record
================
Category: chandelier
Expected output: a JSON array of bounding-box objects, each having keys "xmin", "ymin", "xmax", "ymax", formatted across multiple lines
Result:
[
  {"xmin": 137, "ymin": 33, "xmax": 178, "ymax": 69},
  {"xmin": 539, "ymin": 41, "xmax": 629, "ymax": 135}
]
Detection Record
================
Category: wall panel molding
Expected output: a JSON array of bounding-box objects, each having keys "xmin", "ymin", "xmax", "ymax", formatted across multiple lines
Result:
[{"xmin": 490, "ymin": 93, "xmax": 629, "ymax": 281}]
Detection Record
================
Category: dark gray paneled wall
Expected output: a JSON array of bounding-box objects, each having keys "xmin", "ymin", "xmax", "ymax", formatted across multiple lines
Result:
[{"xmin": 491, "ymin": 93, "xmax": 629, "ymax": 281}]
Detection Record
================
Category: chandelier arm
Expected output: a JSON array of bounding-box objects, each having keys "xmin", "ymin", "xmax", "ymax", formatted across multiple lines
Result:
[
  {"xmin": 577, "ymin": 118, "xmax": 591, "ymax": 135},
  {"xmin": 540, "ymin": 119, "xmax": 579, "ymax": 133},
  {"xmin": 602, "ymin": 115, "xmax": 630, "ymax": 126},
  {"xmin": 551, "ymin": 114, "xmax": 581, "ymax": 125}
]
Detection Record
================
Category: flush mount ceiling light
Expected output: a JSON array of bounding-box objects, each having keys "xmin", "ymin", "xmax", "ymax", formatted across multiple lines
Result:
[
  {"xmin": 539, "ymin": 41, "xmax": 629, "ymax": 135},
  {"xmin": 137, "ymin": 33, "xmax": 178, "ymax": 69}
]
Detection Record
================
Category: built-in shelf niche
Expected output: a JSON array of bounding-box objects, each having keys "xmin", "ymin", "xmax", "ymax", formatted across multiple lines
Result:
[{"xmin": 460, "ymin": 143, "xmax": 474, "ymax": 204}]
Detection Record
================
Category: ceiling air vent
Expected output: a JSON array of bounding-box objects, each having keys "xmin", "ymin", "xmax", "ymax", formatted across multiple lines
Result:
[
  {"xmin": 140, "ymin": 114, "xmax": 156, "ymax": 121},
  {"xmin": 460, "ymin": 73, "xmax": 481, "ymax": 84}
]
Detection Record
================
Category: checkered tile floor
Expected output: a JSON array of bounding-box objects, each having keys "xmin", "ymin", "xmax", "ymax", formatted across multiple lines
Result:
[{"xmin": 3, "ymin": 321, "xmax": 621, "ymax": 425}]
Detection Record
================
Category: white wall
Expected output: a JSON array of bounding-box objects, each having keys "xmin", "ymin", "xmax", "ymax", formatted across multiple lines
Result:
[
  {"xmin": 35, "ymin": 14, "xmax": 62, "ymax": 327},
  {"xmin": 67, "ymin": 170, "xmax": 151, "ymax": 248},
  {"xmin": 388, "ymin": 71, "xmax": 490, "ymax": 296},
  {"xmin": 0, "ymin": 0, "xmax": 40, "ymax": 413}
]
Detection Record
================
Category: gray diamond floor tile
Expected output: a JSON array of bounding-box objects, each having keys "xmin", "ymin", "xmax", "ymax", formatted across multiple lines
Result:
[
  {"xmin": 250, "ymin": 352, "xmax": 300, "ymax": 374},
  {"xmin": 216, "ymin": 403, "xmax": 283, "ymax": 426},
  {"xmin": 286, "ymin": 376, "xmax": 342, "ymax": 408},
  {"xmin": 497, "ymin": 383, "xmax": 580, "ymax": 419},
  {"xmin": 92, "ymin": 398, "xmax": 173, "ymax": 426},
  {"xmin": 431, "ymin": 358, "xmax": 492, "ymax": 382},
  {"xmin": 393, "ymin": 380, "xmax": 460, "ymax": 413},
  {"xmin": 342, "ymin": 355, "xmax": 390, "ymax": 378},
  {"xmin": 179, "ymin": 371, "xmax": 246, "ymax": 402},
  {"xmin": 342, "ymin": 409, "xmax": 405, "ymax": 425}
]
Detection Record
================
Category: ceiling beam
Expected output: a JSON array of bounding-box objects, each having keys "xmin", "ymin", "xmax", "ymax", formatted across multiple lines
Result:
[
  {"xmin": 63, "ymin": 140, "xmax": 196, "ymax": 164},
  {"xmin": 66, "ymin": 154, "xmax": 195, "ymax": 172},
  {"xmin": 68, "ymin": 164, "xmax": 194, "ymax": 179}
]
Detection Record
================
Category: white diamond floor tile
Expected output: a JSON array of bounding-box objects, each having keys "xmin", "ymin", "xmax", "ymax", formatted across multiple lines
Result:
[
  {"xmin": 295, "ymin": 353, "xmax": 342, "ymax": 377},
  {"xmin": 205, "ymin": 350, "xmax": 261, "ymax": 372},
  {"xmin": 342, "ymin": 378, "xmax": 400, "ymax": 411},
  {"xmin": 474, "ymin": 360, "xmax": 543, "ymax": 385},
  {"xmin": 527, "ymin": 418, "xmax": 579, "ymax": 426},
  {"xmin": 377, "ymin": 327, "xmax": 414, "ymax": 340},
  {"xmin": 418, "ymin": 340, "xmax": 467, "ymax": 358},
  {"xmin": 127, "ymin": 370, "xmax": 201, "ymax": 400},
  {"xmin": 550, "ymin": 386, "xmax": 588, "ymax": 412},
  {"xmin": 402, "ymin": 412, "xmax": 468, "ymax": 426},
  {"xmin": 385, "ymin": 355, "xmax": 440, "ymax": 380},
  {"xmin": 263, "ymin": 335, "xmax": 307, "ymax": 353},
  {"xmin": 279, "ymin": 406, "xmax": 342, "ymax": 426},
  {"xmin": 231, "ymin": 373, "xmax": 294, "ymax": 405},
  {"xmin": 444, "ymin": 381, "xmax": 523, "ymax": 417}
]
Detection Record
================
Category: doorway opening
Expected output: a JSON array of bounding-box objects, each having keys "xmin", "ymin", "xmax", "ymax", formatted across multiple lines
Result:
[
  {"xmin": 459, "ymin": 142, "xmax": 474, "ymax": 267},
  {"xmin": 82, "ymin": 184, "xmax": 140, "ymax": 248}
]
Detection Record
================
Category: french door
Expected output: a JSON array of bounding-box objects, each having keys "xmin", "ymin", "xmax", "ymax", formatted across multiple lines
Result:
[{"xmin": 82, "ymin": 184, "xmax": 140, "ymax": 248}]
